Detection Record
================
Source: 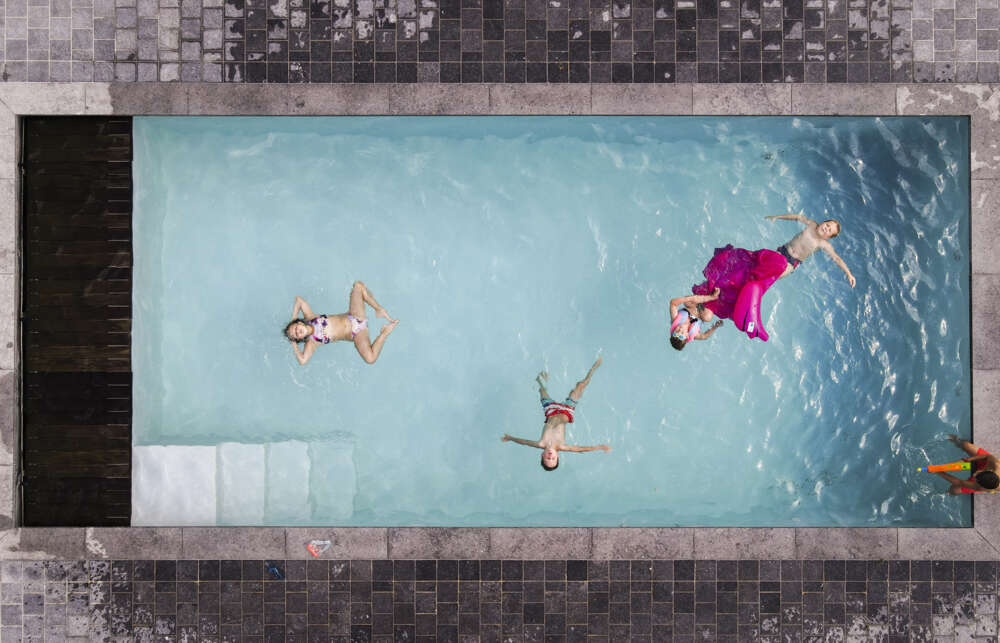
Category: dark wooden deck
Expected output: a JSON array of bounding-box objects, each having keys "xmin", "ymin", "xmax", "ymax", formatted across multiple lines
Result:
[{"xmin": 21, "ymin": 117, "xmax": 132, "ymax": 526}]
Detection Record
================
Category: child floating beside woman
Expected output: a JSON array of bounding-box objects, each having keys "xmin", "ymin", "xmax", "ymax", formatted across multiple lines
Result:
[{"xmin": 672, "ymin": 213, "xmax": 854, "ymax": 346}]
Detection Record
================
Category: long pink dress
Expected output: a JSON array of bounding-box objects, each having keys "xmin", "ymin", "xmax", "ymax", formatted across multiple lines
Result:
[{"xmin": 691, "ymin": 244, "xmax": 789, "ymax": 341}]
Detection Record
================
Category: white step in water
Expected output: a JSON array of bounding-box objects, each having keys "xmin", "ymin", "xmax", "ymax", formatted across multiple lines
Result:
[
  {"xmin": 266, "ymin": 441, "xmax": 311, "ymax": 525},
  {"xmin": 218, "ymin": 443, "xmax": 266, "ymax": 525},
  {"xmin": 133, "ymin": 439, "xmax": 358, "ymax": 525},
  {"xmin": 132, "ymin": 446, "xmax": 217, "ymax": 526},
  {"xmin": 308, "ymin": 438, "xmax": 357, "ymax": 523}
]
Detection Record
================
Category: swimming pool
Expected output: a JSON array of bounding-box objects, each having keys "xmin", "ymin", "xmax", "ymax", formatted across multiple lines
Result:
[{"xmin": 132, "ymin": 115, "xmax": 970, "ymax": 527}]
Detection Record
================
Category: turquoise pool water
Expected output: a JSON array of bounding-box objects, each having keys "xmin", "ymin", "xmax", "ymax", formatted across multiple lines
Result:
[{"xmin": 132, "ymin": 116, "xmax": 970, "ymax": 527}]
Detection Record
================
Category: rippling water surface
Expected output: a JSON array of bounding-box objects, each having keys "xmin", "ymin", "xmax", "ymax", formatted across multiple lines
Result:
[{"xmin": 133, "ymin": 116, "xmax": 970, "ymax": 526}]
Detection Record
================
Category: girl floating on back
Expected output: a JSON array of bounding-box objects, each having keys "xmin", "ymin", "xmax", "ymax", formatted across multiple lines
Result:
[
  {"xmin": 668, "ymin": 289, "xmax": 725, "ymax": 350},
  {"xmin": 284, "ymin": 281, "xmax": 398, "ymax": 365}
]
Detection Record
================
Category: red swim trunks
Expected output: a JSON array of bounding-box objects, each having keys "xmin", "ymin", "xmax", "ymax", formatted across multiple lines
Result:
[
  {"xmin": 959, "ymin": 448, "xmax": 991, "ymax": 494},
  {"xmin": 542, "ymin": 397, "xmax": 576, "ymax": 423}
]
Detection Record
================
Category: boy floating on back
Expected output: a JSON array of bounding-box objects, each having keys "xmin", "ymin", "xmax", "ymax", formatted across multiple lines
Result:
[
  {"xmin": 502, "ymin": 356, "xmax": 610, "ymax": 471},
  {"xmin": 765, "ymin": 213, "xmax": 856, "ymax": 287}
]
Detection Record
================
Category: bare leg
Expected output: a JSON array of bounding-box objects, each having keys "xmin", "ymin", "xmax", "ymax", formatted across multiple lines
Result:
[
  {"xmin": 353, "ymin": 324, "xmax": 397, "ymax": 364},
  {"xmin": 948, "ymin": 434, "xmax": 981, "ymax": 457},
  {"xmin": 776, "ymin": 263, "xmax": 795, "ymax": 281},
  {"xmin": 348, "ymin": 282, "xmax": 366, "ymax": 320},
  {"xmin": 568, "ymin": 356, "xmax": 602, "ymax": 402},
  {"xmin": 352, "ymin": 281, "xmax": 395, "ymax": 321},
  {"xmin": 536, "ymin": 372, "xmax": 551, "ymax": 402}
]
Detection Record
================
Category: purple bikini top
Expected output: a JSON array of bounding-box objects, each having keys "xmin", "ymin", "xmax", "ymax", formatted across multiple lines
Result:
[{"xmin": 310, "ymin": 316, "xmax": 330, "ymax": 344}]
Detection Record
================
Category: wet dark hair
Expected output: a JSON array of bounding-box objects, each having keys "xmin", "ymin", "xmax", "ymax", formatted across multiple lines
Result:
[
  {"xmin": 670, "ymin": 335, "xmax": 686, "ymax": 351},
  {"xmin": 822, "ymin": 219, "xmax": 841, "ymax": 238},
  {"xmin": 975, "ymin": 471, "xmax": 1000, "ymax": 490},
  {"xmin": 284, "ymin": 319, "xmax": 311, "ymax": 343},
  {"xmin": 541, "ymin": 458, "xmax": 558, "ymax": 472}
]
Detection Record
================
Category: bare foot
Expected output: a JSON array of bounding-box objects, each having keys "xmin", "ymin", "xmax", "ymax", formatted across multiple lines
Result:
[
  {"xmin": 376, "ymin": 307, "xmax": 396, "ymax": 322},
  {"xmin": 947, "ymin": 434, "xmax": 963, "ymax": 447},
  {"xmin": 536, "ymin": 372, "xmax": 548, "ymax": 386},
  {"xmin": 593, "ymin": 356, "xmax": 603, "ymax": 368},
  {"xmin": 381, "ymin": 320, "xmax": 399, "ymax": 335}
]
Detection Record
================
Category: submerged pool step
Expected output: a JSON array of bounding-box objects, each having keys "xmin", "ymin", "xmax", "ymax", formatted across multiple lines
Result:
[
  {"xmin": 132, "ymin": 446, "xmax": 217, "ymax": 526},
  {"xmin": 132, "ymin": 439, "xmax": 357, "ymax": 526},
  {"xmin": 218, "ymin": 443, "xmax": 266, "ymax": 525},
  {"xmin": 264, "ymin": 441, "xmax": 310, "ymax": 525}
]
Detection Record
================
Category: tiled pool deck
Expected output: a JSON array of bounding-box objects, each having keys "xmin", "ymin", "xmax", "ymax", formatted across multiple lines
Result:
[
  {"xmin": 0, "ymin": 82, "xmax": 997, "ymax": 640},
  {"xmin": 3, "ymin": 0, "xmax": 1000, "ymax": 83}
]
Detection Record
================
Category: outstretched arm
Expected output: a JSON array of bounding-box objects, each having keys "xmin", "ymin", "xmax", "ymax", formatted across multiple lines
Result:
[
  {"xmin": 695, "ymin": 320, "xmax": 724, "ymax": 341},
  {"xmin": 562, "ymin": 444, "xmax": 611, "ymax": 453},
  {"xmin": 765, "ymin": 213, "xmax": 815, "ymax": 225},
  {"xmin": 935, "ymin": 471, "xmax": 979, "ymax": 493},
  {"xmin": 291, "ymin": 340, "xmax": 317, "ymax": 366},
  {"xmin": 501, "ymin": 434, "xmax": 542, "ymax": 448},
  {"xmin": 669, "ymin": 288, "xmax": 721, "ymax": 319},
  {"xmin": 568, "ymin": 355, "xmax": 603, "ymax": 402},
  {"xmin": 821, "ymin": 244, "xmax": 856, "ymax": 288},
  {"xmin": 293, "ymin": 296, "xmax": 316, "ymax": 320}
]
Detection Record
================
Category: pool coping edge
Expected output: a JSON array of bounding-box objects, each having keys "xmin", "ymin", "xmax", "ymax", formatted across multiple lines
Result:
[{"xmin": 1, "ymin": 82, "xmax": 997, "ymax": 561}]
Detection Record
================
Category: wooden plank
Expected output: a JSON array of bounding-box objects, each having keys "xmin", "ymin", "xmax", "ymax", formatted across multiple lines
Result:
[
  {"xmin": 22, "ymin": 425, "xmax": 130, "ymax": 439},
  {"xmin": 24, "ymin": 184, "xmax": 131, "ymax": 205},
  {"xmin": 23, "ymin": 406, "xmax": 131, "ymax": 425},
  {"xmin": 24, "ymin": 356, "xmax": 131, "ymax": 374},
  {"xmin": 25, "ymin": 226, "xmax": 131, "ymax": 242},
  {"xmin": 23, "ymin": 332, "xmax": 130, "ymax": 347},
  {"xmin": 23, "ymin": 373, "xmax": 131, "ymax": 398},
  {"xmin": 24, "ymin": 251, "xmax": 130, "ymax": 267},
  {"xmin": 24, "ymin": 462, "xmax": 131, "ymax": 478},
  {"xmin": 24, "ymin": 394, "xmax": 131, "ymax": 414},
  {"xmin": 25, "ymin": 241, "xmax": 132, "ymax": 255},
  {"xmin": 20, "ymin": 265, "xmax": 132, "ymax": 281},
  {"xmin": 23, "ymin": 280, "xmax": 131, "ymax": 295},
  {"xmin": 25, "ymin": 213, "xmax": 132, "ymax": 228},
  {"xmin": 25, "ymin": 435, "xmax": 131, "ymax": 452},
  {"xmin": 22, "ymin": 451, "xmax": 131, "ymax": 476},
  {"xmin": 24, "ymin": 292, "xmax": 131, "ymax": 308},
  {"xmin": 24, "ymin": 318, "xmax": 131, "ymax": 334},
  {"xmin": 22, "ymin": 305, "xmax": 131, "ymax": 321}
]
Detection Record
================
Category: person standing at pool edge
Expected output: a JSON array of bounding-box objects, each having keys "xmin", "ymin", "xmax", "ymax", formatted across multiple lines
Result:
[
  {"xmin": 284, "ymin": 282, "xmax": 398, "ymax": 365},
  {"xmin": 765, "ymin": 213, "xmax": 856, "ymax": 287},
  {"xmin": 502, "ymin": 356, "xmax": 610, "ymax": 471},
  {"xmin": 934, "ymin": 435, "xmax": 1000, "ymax": 495}
]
